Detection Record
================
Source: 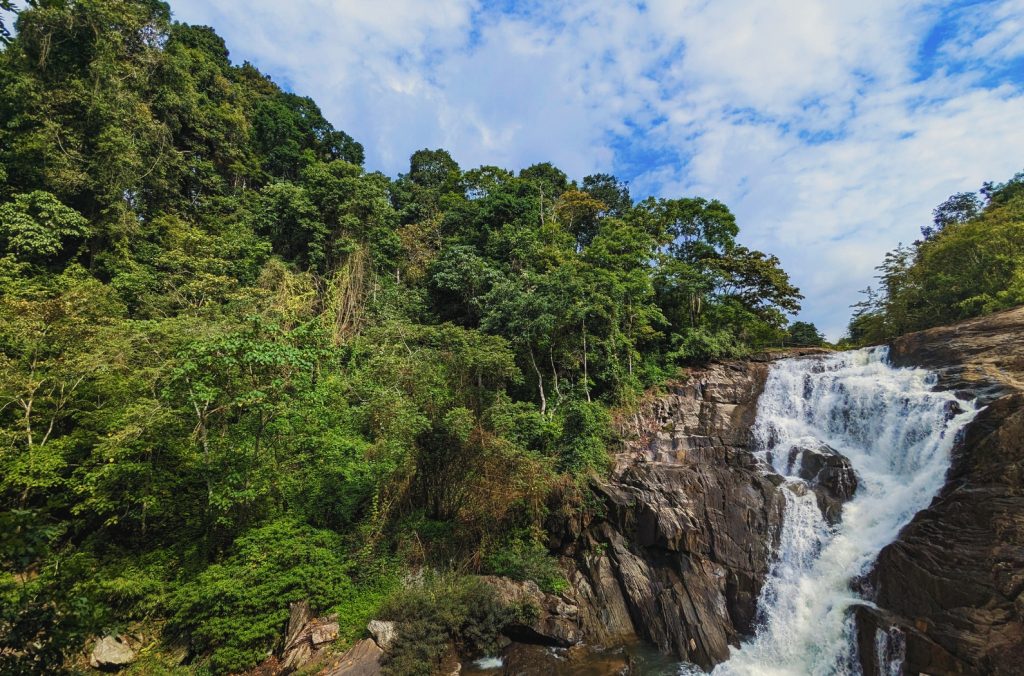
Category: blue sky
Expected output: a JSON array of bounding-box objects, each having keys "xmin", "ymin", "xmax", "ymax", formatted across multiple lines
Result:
[{"xmin": 170, "ymin": 0, "xmax": 1024, "ymax": 339}]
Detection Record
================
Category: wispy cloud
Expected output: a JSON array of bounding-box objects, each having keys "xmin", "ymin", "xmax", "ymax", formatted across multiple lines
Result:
[{"xmin": 171, "ymin": 0, "xmax": 1024, "ymax": 338}]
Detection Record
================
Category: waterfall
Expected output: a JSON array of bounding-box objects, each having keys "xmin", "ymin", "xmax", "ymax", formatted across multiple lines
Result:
[{"xmin": 689, "ymin": 347, "xmax": 980, "ymax": 675}]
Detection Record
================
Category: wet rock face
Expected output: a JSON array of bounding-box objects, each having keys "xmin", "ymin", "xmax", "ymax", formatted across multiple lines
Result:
[
  {"xmin": 860, "ymin": 306, "xmax": 1024, "ymax": 676},
  {"xmin": 783, "ymin": 442, "xmax": 858, "ymax": 523},
  {"xmin": 553, "ymin": 349, "xmax": 828, "ymax": 670},
  {"xmin": 580, "ymin": 463, "xmax": 786, "ymax": 669}
]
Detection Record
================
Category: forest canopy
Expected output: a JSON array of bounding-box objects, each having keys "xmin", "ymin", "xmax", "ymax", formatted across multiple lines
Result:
[
  {"xmin": 848, "ymin": 171, "xmax": 1024, "ymax": 344},
  {"xmin": 0, "ymin": 1, "xmax": 805, "ymax": 672}
]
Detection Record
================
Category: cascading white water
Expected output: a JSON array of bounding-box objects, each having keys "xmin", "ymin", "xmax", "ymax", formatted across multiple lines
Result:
[{"xmin": 686, "ymin": 347, "xmax": 979, "ymax": 676}]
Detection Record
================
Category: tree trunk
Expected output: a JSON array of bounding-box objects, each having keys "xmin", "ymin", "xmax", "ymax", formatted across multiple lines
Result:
[
  {"xmin": 528, "ymin": 346, "xmax": 546, "ymax": 414},
  {"xmin": 550, "ymin": 348, "xmax": 562, "ymax": 405},
  {"xmin": 582, "ymin": 317, "xmax": 591, "ymax": 402}
]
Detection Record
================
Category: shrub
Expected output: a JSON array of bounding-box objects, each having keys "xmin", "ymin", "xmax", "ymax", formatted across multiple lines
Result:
[
  {"xmin": 378, "ymin": 574, "xmax": 534, "ymax": 676},
  {"xmin": 484, "ymin": 393, "xmax": 558, "ymax": 453},
  {"xmin": 168, "ymin": 519, "xmax": 360, "ymax": 674},
  {"xmin": 0, "ymin": 553, "xmax": 104, "ymax": 675},
  {"xmin": 484, "ymin": 530, "xmax": 568, "ymax": 594},
  {"xmin": 555, "ymin": 399, "xmax": 612, "ymax": 476},
  {"xmin": 668, "ymin": 327, "xmax": 748, "ymax": 363}
]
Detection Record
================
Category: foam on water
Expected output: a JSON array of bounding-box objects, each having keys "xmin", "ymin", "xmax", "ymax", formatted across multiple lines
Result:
[
  {"xmin": 472, "ymin": 656, "xmax": 504, "ymax": 670},
  {"xmin": 689, "ymin": 347, "xmax": 979, "ymax": 675}
]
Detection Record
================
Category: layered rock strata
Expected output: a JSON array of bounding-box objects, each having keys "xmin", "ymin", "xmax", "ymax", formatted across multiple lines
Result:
[{"xmin": 550, "ymin": 349, "xmax": 830, "ymax": 669}]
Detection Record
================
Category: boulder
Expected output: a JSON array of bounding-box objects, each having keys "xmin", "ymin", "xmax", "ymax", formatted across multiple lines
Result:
[
  {"xmin": 323, "ymin": 639, "xmax": 383, "ymax": 676},
  {"xmin": 279, "ymin": 600, "xmax": 339, "ymax": 674},
  {"xmin": 311, "ymin": 621, "xmax": 339, "ymax": 646},
  {"xmin": 479, "ymin": 576, "xmax": 582, "ymax": 647},
  {"xmin": 785, "ymin": 441, "xmax": 858, "ymax": 523},
  {"xmin": 366, "ymin": 620, "xmax": 397, "ymax": 651},
  {"xmin": 89, "ymin": 635, "xmax": 135, "ymax": 671}
]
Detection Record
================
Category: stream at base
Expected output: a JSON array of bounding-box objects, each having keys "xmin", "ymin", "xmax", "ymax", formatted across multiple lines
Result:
[{"xmin": 682, "ymin": 347, "xmax": 979, "ymax": 675}]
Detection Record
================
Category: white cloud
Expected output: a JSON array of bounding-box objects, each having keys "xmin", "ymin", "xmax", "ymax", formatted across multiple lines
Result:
[
  {"xmin": 171, "ymin": 0, "xmax": 1024, "ymax": 339},
  {"xmin": 940, "ymin": 0, "xmax": 1024, "ymax": 65}
]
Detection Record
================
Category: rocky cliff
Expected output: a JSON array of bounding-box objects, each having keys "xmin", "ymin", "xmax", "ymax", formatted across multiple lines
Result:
[
  {"xmin": 854, "ymin": 306, "xmax": 1024, "ymax": 675},
  {"xmin": 547, "ymin": 349, "xmax": 830, "ymax": 670},
  {"xmin": 512, "ymin": 309, "xmax": 1024, "ymax": 675}
]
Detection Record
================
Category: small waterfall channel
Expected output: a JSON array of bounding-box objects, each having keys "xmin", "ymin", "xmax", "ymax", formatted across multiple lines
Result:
[{"xmin": 687, "ymin": 347, "xmax": 980, "ymax": 675}]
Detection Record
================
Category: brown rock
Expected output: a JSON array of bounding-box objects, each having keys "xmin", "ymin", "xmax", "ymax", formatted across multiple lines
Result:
[
  {"xmin": 551, "ymin": 352, "xmax": 809, "ymax": 669},
  {"xmin": 888, "ymin": 304, "xmax": 1024, "ymax": 400},
  {"xmin": 278, "ymin": 601, "xmax": 339, "ymax": 674},
  {"xmin": 286, "ymin": 601, "xmax": 312, "ymax": 648},
  {"xmin": 479, "ymin": 576, "xmax": 582, "ymax": 647},
  {"xmin": 311, "ymin": 622, "xmax": 339, "ymax": 646},
  {"xmin": 322, "ymin": 639, "xmax": 382, "ymax": 676},
  {"xmin": 564, "ymin": 553, "xmax": 637, "ymax": 646}
]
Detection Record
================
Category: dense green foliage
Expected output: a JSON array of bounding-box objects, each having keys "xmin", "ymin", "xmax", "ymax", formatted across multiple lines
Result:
[
  {"xmin": 785, "ymin": 321, "xmax": 825, "ymax": 347},
  {"xmin": 0, "ymin": 2, "xmax": 802, "ymax": 672},
  {"xmin": 483, "ymin": 528, "xmax": 569, "ymax": 594},
  {"xmin": 168, "ymin": 519, "xmax": 378, "ymax": 673},
  {"xmin": 848, "ymin": 172, "xmax": 1024, "ymax": 343}
]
